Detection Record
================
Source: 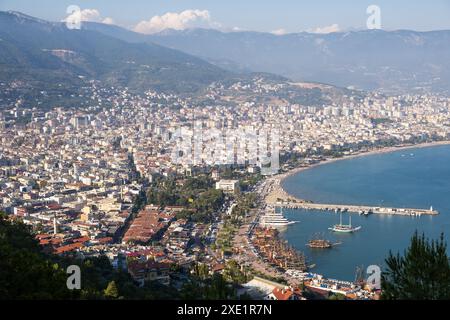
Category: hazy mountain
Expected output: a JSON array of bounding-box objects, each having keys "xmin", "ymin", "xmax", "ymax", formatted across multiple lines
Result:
[
  {"xmin": 85, "ymin": 22, "xmax": 450, "ymax": 94},
  {"xmin": 147, "ymin": 29, "xmax": 450, "ymax": 94},
  {"xmin": 0, "ymin": 11, "xmax": 355, "ymax": 110},
  {"xmin": 0, "ymin": 11, "xmax": 229, "ymax": 95}
]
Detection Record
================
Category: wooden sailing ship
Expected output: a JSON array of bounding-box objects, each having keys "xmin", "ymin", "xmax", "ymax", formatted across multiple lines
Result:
[
  {"xmin": 306, "ymin": 233, "xmax": 340, "ymax": 249},
  {"xmin": 252, "ymin": 227, "xmax": 307, "ymax": 271}
]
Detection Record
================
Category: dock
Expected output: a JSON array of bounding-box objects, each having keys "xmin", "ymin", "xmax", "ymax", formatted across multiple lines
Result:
[
  {"xmin": 264, "ymin": 178, "xmax": 439, "ymax": 217},
  {"xmin": 278, "ymin": 202, "xmax": 439, "ymax": 216}
]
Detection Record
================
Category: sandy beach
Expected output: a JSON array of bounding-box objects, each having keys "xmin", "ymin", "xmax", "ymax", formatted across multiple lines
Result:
[{"xmin": 267, "ymin": 140, "xmax": 450, "ymax": 204}]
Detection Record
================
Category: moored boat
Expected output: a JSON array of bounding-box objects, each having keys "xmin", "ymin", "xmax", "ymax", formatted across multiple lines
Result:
[
  {"xmin": 307, "ymin": 239, "xmax": 333, "ymax": 249},
  {"xmin": 329, "ymin": 213, "xmax": 361, "ymax": 233},
  {"xmin": 260, "ymin": 207, "xmax": 296, "ymax": 228}
]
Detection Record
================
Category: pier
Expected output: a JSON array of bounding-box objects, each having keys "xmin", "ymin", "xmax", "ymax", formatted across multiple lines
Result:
[
  {"xmin": 278, "ymin": 202, "xmax": 439, "ymax": 216},
  {"xmin": 264, "ymin": 178, "xmax": 439, "ymax": 217}
]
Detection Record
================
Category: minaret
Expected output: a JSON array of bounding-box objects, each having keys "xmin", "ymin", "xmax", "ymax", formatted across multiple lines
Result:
[{"xmin": 53, "ymin": 214, "xmax": 57, "ymax": 235}]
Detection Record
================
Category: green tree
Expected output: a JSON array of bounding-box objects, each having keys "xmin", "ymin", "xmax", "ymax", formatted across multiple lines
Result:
[
  {"xmin": 193, "ymin": 263, "xmax": 210, "ymax": 280},
  {"xmin": 382, "ymin": 232, "xmax": 450, "ymax": 300},
  {"xmin": 0, "ymin": 213, "xmax": 179, "ymax": 300},
  {"xmin": 205, "ymin": 274, "xmax": 235, "ymax": 300},
  {"xmin": 0, "ymin": 213, "xmax": 74, "ymax": 299},
  {"xmin": 328, "ymin": 293, "xmax": 346, "ymax": 300},
  {"xmin": 223, "ymin": 260, "xmax": 249, "ymax": 284},
  {"xmin": 104, "ymin": 281, "xmax": 119, "ymax": 299}
]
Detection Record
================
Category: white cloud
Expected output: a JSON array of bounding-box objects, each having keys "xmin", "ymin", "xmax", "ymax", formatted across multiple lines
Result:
[
  {"xmin": 309, "ymin": 23, "xmax": 341, "ymax": 34},
  {"xmin": 219, "ymin": 26, "xmax": 247, "ymax": 33},
  {"xmin": 271, "ymin": 28, "xmax": 288, "ymax": 36},
  {"xmin": 133, "ymin": 9, "xmax": 215, "ymax": 34},
  {"xmin": 102, "ymin": 17, "xmax": 115, "ymax": 25},
  {"xmin": 63, "ymin": 8, "xmax": 114, "ymax": 25}
]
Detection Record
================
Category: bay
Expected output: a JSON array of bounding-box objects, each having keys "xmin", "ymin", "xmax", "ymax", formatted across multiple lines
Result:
[{"xmin": 281, "ymin": 144, "xmax": 450, "ymax": 281}]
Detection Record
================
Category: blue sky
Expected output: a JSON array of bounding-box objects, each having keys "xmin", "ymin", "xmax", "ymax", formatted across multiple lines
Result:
[{"xmin": 1, "ymin": 0, "xmax": 450, "ymax": 33}]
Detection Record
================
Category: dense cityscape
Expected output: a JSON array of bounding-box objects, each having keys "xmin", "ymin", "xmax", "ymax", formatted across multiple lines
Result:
[
  {"xmin": 1, "ymin": 2, "xmax": 450, "ymax": 305},
  {"xmin": 2, "ymin": 75, "xmax": 450, "ymax": 300}
]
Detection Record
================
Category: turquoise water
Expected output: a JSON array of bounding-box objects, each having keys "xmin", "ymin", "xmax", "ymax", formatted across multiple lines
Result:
[{"xmin": 281, "ymin": 145, "xmax": 450, "ymax": 281}]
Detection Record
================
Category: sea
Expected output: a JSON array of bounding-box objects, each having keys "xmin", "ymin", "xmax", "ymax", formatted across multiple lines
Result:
[{"xmin": 280, "ymin": 144, "xmax": 450, "ymax": 281}]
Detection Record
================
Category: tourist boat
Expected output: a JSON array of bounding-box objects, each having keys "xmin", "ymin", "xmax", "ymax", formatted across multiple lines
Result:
[
  {"xmin": 259, "ymin": 207, "xmax": 296, "ymax": 228},
  {"xmin": 307, "ymin": 239, "xmax": 333, "ymax": 249},
  {"xmin": 306, "ymin": 233, "xmax": 336, "ymax": 249},
  {"xmin": 329, "ymin": 213, "xmax": 361, "ymax": 233}
]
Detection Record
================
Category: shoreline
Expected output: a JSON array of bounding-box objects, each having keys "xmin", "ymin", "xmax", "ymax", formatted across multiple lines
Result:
[
  {"xmin": 274, "ymin": 140, "xmax": 450, "ymax": 201},
  {"xmin": 258, "ymin": 140, "xmax": 450, "ymax": 284}
]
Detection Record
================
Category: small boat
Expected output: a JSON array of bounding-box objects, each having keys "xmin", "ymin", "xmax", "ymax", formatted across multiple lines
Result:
[{"xmin": 329, "ymin": 213, "xmax": 361, "ymax": 233}]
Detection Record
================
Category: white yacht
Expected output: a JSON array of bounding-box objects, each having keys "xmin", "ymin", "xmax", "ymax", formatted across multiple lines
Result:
[{"xmin": 259, "ymin": 207, "xmax": 296, "ymax": 228}]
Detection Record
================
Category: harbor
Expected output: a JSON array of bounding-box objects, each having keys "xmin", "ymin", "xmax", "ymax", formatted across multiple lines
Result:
[
  {"xmin": 233, "ymin": 144, "xmax": 450, "ymax": 293},
  {"xmin": 229, "ymin": 180, "xmax": 383, "ymax": 299},
  {"xmin": 278, "ymin": 202, "xmax": 438, "ymax": 217},
  {"xmin": 250, "ymin": 226, "xmax": 308, "ymax": 272},
  {"xmin": 266, "ymin": 179, "xmax": 439, "ymax": 217},
  {"xmin": 276, "ymin": 144, "xmax": 450, "ymax": 281}
]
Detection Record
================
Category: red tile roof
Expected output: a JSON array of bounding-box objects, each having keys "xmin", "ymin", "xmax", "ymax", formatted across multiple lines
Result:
[
  {"xmin": 271, "ymin": 287, "xmax": 302, "ymax": 301},
  {"xmin": 123, "ymin": 209, "xmax": 168, "ymax": 243},
  {"xmin": 73, "ymin": 236, "xmax": 91, "ymax": 243},
  {"xmin": 96, "ymin": 237, "xmax": 113, "ymax": 244},
  {"xmin": 54, "ymin": 242, "xmax": 83, "ymax": 254}
]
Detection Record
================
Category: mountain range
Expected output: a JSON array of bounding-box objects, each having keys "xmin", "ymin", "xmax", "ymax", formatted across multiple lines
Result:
[
  {"xmin": 0, "ymin": 11, "xmax": 356, "ymax": 110},
  {"xmin": 85, "ymin": 23, "xmax": 450, "ymax": 94},
  {"xmin": 1, "ymin": 9, "xmax": 449, "ymax": 109},
  {"xmin": 0, "ymin": 11, "xmax": 228, "ymax": 96}
]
